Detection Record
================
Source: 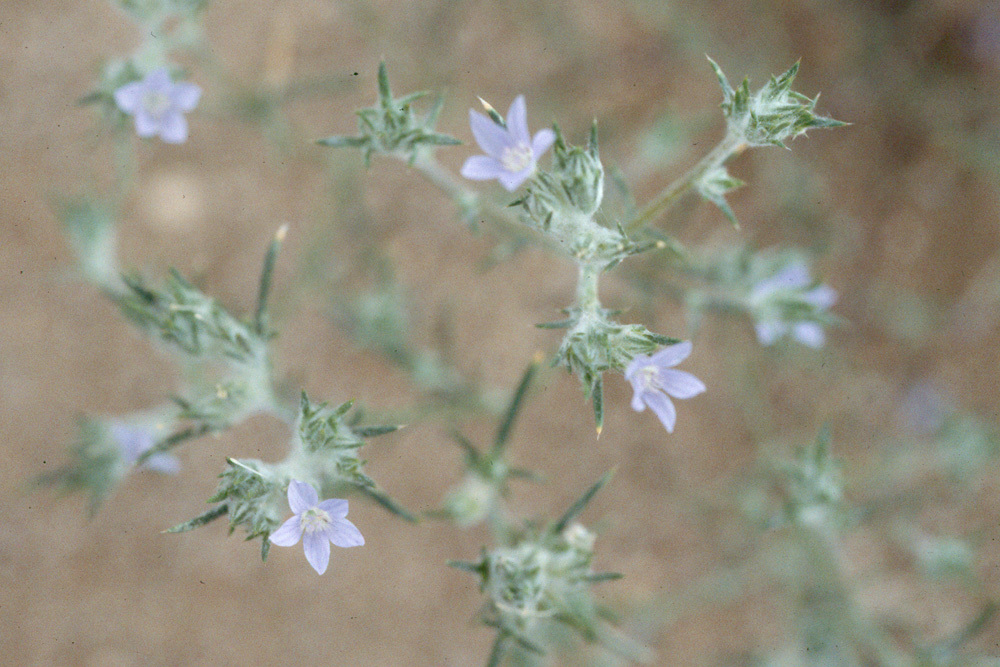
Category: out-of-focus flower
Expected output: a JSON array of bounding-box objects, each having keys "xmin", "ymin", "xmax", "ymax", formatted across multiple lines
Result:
[
  {"xmin": 269, "ymin": 480, "xmax": 364, "ymax": 575},
  {"xmin": 461, "ymin": 95, "xmax": 555, "ymax": 191},
  {"xmin": 114, "ymin": 68, "xmax": 201, "ymax": 144},
  {"xmin": 443, "ymin": 474, "xmax": 496, "ymax": 528},
  {"xmin": 625, "ymin": 342, "xmax": 706, "ymax": 433},
  {"xmin": 898, "ymin": 381, "xmax": 950, "ymax": 435},
  {"xmin": 109, "ymin": 422, "xmax": 180, "ymax": 474},
  {"xmin": 748, "ymin": 261, "xmax": 836, "ymax": 348}
]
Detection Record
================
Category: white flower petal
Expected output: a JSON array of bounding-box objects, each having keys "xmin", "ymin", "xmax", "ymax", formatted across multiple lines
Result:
[
  {"xmin": 157, "ymin": 112, "xmax": 188, "ymax": 144},
  {"xmin": 750, "ymin": 261, "xmax": 811, "ymax": 301},
  {"xmin": 650, "ymin": 341, "xmax": 692, "ymax": 368},
  {"xmin": 288, "ymin": 480, "xmax": 318, "ymax": 514},
  {"xmin": 506, "ymin": 95, "xmax": 530, "ymax": 144},
  {"xmin": 624, "ymin": 353, "xmax": 652, "ymax": 381},
  {"xmin": 170, "ymin": 82, "xmax": 201, "ymax": 112},
  {"xmin": 755, "ymin": 321, "xmax": 785, "ymax": 346},
  {"xmin": 497, "ymin": 167, "xmax": 532, "ymax": 191},
  {"xmin": 803, "ymin": 284, "xmax": 837, "ymax": 310},
  {"xmin": 317, "ymin": 498, "xmax": 349, "ymax": 520},
  {"xmin": 792, "ymin": 321, "xmax": 825, "ymax": 348},
  {"xmin": 144, "ymin": 68, "xmax": 172, "ymax": 92},
  {"xmin": 630, "ymin": 389, "xmax": 646, "ymax": 412},
  {"xmin": 113, "ymin": 81, "xmax": 146, "ymax": 114},
  {"xmin": 469, "ymin": 109, "xmax": 510, "ymax": 157},
  {"xmin": 143, "ymin": 453, "xmax": 181, "ymax": 474},
  {"xmin": 134, "ymin": 111, "xmax": 159, "ymax": 138},
  {"xmin": 460, "ymin": 155, "xmax": 504, "ymax": 181},
  {"xmin": 658, "ymin": 369, "xmax": 706, "ymax": 399},
  {"xmin": 327, "ymin": 518, "xmax": 365, "ymax": 548},
  {"xmin": 269, "ymin": 516, "xmax": 302, "ymax": 546},
  {"xmin": 531, "ymin": 128, "xmax": 555, "ymax": 159},
  {"xmin": 303, "ymin": 531, "xmax": 331, "ymax": 574},
  {"xmin": 643, "ymin": 390, "xmax": 677, "ymax": 433}
]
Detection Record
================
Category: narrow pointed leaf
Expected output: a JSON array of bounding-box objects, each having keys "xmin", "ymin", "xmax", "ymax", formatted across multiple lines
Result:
[
  {"xmin": 165, "ymin": 504, "xmax": 228, "ymax": 533},
  {"xmin": 316, "ymin": 135, "xmax": 368, "ymax": 148},
  {"xmin": 554, "ymin": 469, "xmax": 614, "ymax": 533},
  {"xmin": 535, "ymin": 318, "xmax": 576, "ymax": 329},
  {"xmin": 493, "ymin": 360, "xmax": 538, "ymax": 452},
  {"xmin": 377, "ymin": 61, "xmax": 391, "ymax": 102},
  {"xmin": 355, "ymin": 484, "xmax": 418, "ymax": 522},
  {"xmin": 446, "ymin": 559, "xmax": 485, "ymax": 575},
  {"xmin": 354, "ymin": 424, "xmax": 402, "ymax": 438},
  {"xmin": 254, "ymin": 224, "xmax": 287, "ymax": 335},
  {"xmin": 486, "ymin": 632, "xmax": 508, "ymax": 667},
  {"xmin": 450, "ymin": 430, "xmax": 482, "ymax": 466},
  {"xmin": 592, "ymin": 375, "xmax": 604, "ymax": 435}
]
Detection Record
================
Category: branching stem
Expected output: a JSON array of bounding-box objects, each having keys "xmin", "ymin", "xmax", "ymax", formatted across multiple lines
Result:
[{"xmin": 626, "ymin": 131, "xmax": 747, "ymax": 233}]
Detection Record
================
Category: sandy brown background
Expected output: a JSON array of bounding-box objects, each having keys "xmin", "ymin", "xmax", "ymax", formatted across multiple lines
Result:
[{"xmin": 3, "ymin": 0, "xmax": 1000, "ymax": 665}]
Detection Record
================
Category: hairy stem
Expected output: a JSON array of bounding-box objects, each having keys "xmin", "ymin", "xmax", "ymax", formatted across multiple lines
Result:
[{"xmin": 626, "ymin": 131, "xmax": 747, "ymax": 233}]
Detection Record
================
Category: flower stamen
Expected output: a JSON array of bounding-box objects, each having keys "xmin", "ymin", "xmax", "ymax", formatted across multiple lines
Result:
[
  {"xmin": 142, "ymin": 91, "xmax": 172, "ymax": 117},
  {"xmin": 500, "ymin": 143, "xmax": 534, "ymax": 173}
]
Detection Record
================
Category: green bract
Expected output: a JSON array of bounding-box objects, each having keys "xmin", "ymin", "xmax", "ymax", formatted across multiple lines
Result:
[
  {"xmin": 708, "ymin": 57, "xmax": 844, "ymax": 149},
  {"xmin": 450, "ymin": 473, "xmax": 649, "ymax": 664},
  {"xmin": 317, "ymin": 62, "xmax": 460, "ymax": 165}
]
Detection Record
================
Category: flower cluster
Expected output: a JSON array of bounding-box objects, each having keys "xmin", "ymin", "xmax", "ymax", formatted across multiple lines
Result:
[
  {"xmin": 317, "ymin": 61, "xmax": 459, "ymax": 164},
  {"xmin": 45, "ymin": 47, "xmax": 855, "ymax": 666},
  {"xmin": 708, "ymin": 58, "xmax": 843, "ymax": 148}
]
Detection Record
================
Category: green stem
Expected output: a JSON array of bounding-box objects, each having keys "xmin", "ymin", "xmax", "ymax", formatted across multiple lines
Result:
[
  {"xmin": 575, "ymin": 261, "xmax": 603, "ymax": 315},
  {"xmin": 485, "ymin": 631, "xmax": 508, "ymax": 667},
  {"xmin": 136, "ymin": 423, "xmax": 214, "ymax": 466},
  {"xmin": 793, "ymin": 528, "xmax": 912, "ymax": 667},
  {"xmin": 407, "ymin": 151, "xmax": 550, "ymax": 248},
  {"xmin": 255, "ymin": 224, "xmax": 288, "ymax": 335},
  {"xmin": 410, "ymin": 150, "xmax": 477, "ymax": 210},
  {"xmin": 625, "ymin": 132, "xmax": 747, "ymax": 234}
]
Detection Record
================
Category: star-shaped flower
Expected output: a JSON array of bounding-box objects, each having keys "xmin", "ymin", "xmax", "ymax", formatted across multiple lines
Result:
[
  {"xmin": 269, "ymin": 480, "xmax": 364, "ymax": 574},
  {"xmin": 460, "ymin": 95, "xmax": 555, "ymax": 191},
  {"xmin": 625, "ymin": 342, "xmax": 706, "ymax": 433},
  {"xmin": 109, "ymin": 422, "xmax": 180, "ymax": 474},
  {"xmin": 113, "ymin": 68, "xmax": 201, "ymax": 144},
  {"xmin": 749, "ymin": 261, "xmax": 836, "ymax": 348}
]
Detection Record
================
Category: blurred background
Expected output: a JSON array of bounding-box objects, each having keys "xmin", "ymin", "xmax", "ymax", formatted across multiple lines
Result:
[{"xmin": 3, "ymin": 0, "xmax": 1000, "ymax": 664}]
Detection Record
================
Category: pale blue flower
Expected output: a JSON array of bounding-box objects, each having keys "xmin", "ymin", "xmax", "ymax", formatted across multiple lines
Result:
[
  {"xmin": 270, "ymin": 480, "xmax": 364, "ymax": 575},
  {"xmin": 625, "ymin": 342, "xmax": 706, "ymax": 433},
  {"xmin": 109, "ymin": 422, "xmax": 180, "ymax": 474},
  {"xmin": 114, "ymin": 68, "xmax": 201, "ymax": 144},
  {"xmin": 461, "ymin": 95, "xmax": 555, "ymax": 191},
  {"xmin": 749, "ymin": 261, "xmax": 836, "ymax": 348}
]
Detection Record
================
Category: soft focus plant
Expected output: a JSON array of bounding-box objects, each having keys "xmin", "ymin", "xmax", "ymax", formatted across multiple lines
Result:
[{"xmin": 36, "ymin": 2, "xmax": 1000, "ymax": 664}]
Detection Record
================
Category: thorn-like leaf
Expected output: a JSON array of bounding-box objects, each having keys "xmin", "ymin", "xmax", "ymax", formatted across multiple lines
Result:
[
  {"xmin": 554, "ymin": 469, "xmax": 614, "ymax": 533},
  {"xmin": 165, "ymin": 504, "xmax": 228, "ymax": 533},
  {"xmin": 493, "ymin": 360, "xmax": 538, "ymax": 452},
  {"xmin": 316, "ymin": 135, "xmax": 368, "ymax": 148},
  {"xmin": 356, "ymin": 484, "xmax": 418, "ymax": 523},
  {"xmin": 354, "ymin": 424, "xmax": 402, "ymax": 438}
]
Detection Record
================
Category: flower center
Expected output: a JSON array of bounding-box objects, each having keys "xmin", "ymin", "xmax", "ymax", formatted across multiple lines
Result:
[
  {"xmin": 500, "ymin": 143, "xmax": 533, "ymax": 173},
  {"xmin": 301, "ymin": 508, "xmax": 331, "ymax": 533},
  {"xmin": 638, "ymin": 365, "xmax": 660, "ymax": 392},
  {"xmin": 142, "ymin": 90, "xmax": 172, "ymax": 117}
]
